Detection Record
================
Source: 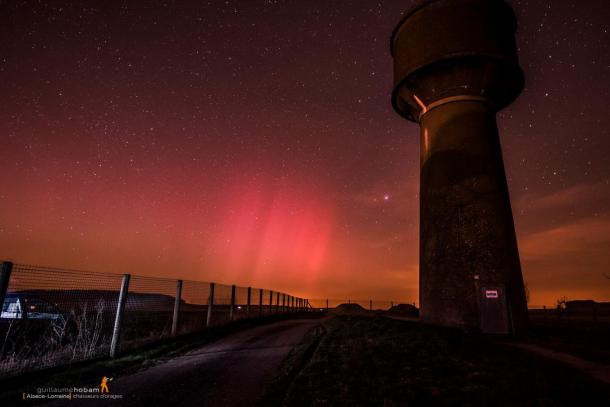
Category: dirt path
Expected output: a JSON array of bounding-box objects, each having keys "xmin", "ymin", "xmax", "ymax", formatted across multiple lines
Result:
[
  {"xmin": 53, "ymin": 318, "xmax": 320, "ymax": 407},
  {"xmin": 506, "ymin": 343, "xmax": 610, "ymax": 384}
]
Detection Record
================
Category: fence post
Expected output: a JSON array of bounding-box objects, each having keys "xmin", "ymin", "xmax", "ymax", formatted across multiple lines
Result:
[
  {"xmin": 292, "ymin": 296, "xmax": 295, "ymax": 312},
  {"xmin": 206, "ymin": 283, "xmax": 215, "ymax": 328},
  {"xmin": 276, "ymin": 292, "xmax": 280, "ymax": 313},
  {"xmin": 259, "ymin": 289, "xmax": 263, "ymax": 318},
  {"xmin": 282, "ymin": 294, "xmax": 286, "ymax": 313},
  {"xmin": 110, "ymin": 274, "xmax": 130, "ymax": 358},
  {"xmin": 171, "ymin": 280, "xmax": 183, "ymax": 337},
  {"xmin": 230, "ymin": 285, "xmax": 236, "ymax": 321},
  {"xmin": 0, "ymin": 262, "xmax": 13, "ymax": 314},
  {"xmin": 269, "ymin": 290, "xmax": 273, "ymax": 314},
  {"xmin": 326, "ymin": 299, "xmax": 329, "ymax": 312},
  {"xmin": 247, "ymin": 287, "xmax": 251, "ymax": 318},
  {"xmin": 370, "ymin": 300, "xmax": 372, "ymax": 311}
]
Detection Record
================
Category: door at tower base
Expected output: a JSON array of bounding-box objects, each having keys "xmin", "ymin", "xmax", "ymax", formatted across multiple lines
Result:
[{"xmin": 479, "ymin": 285, "xmax": 510, "ymax": 334}]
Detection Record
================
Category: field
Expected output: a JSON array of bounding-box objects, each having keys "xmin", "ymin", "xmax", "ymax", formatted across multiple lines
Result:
[{"xmin": 263, "ymin": 315, "xmax": 610, "ymax": 406}]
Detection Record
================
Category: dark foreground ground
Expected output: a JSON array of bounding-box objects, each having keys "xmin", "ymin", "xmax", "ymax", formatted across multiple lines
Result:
[
  {"xmin": 0, "ymin": 315, "xmax": 322, "ymax": 406},
  {"xmin": 263, "ymin": 315, "xmax": 610, "ymax": 406},
  {"xmin": 2, "ymin": 314, "xmax": 609, "ymax": 406}
]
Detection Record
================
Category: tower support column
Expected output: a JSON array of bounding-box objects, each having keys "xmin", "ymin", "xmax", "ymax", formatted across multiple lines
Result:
[{"xmin": 419, "ymin": 98, "xmax": 527, "ymax": 331}]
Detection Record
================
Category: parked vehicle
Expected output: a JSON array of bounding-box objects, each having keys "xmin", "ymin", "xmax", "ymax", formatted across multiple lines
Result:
[
  {"xmin": 1, "ymin": 294, "xmax": 67, "ymax": 320},
  {"xmin": 1, "ymin": 293, "xmax": 76, "ymax": 358}
]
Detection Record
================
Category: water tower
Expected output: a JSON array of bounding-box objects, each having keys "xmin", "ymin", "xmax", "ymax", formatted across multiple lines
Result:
[{"xmin": 390, "ymin": 0, "xmax": 528, "ymax": 333}]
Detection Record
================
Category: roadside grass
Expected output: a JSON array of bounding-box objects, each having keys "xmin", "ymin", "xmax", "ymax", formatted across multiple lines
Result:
[
  {"xmin": 0, "ymin": 314, "xmax": 310, "ymax": 404},
  {"xmin": 272, "ymin": 315, "xmax": 610, "ymax": 406}
]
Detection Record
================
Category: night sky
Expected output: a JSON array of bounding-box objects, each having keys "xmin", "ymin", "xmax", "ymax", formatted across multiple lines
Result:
[{"xmin": 1, "ymin": 0, "xmax": 609, "ymax": 306}]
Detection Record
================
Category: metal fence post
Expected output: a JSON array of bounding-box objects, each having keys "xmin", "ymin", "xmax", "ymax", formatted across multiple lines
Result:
[
  {"xmin": 269, "ymin": 290, "xmax": 273, "ymax": 314},
  {"xmin": 206, "ymin": 283, "xmax": 215, "ymax": 328},
  {"xmin": 230, "ymin": 284, "xmax": 236, "ymax": 321},
  {"xmin": 276, "ymin": 292, "xmax": 280, "ymax": 313},
  {"xmin": 282, "ymin": 294, "xmax": 286, "ymax": 313},
  {"xmin": 110, "ymin": 274, "xmax": 130, "ymax": 358},
  {"xmin": 259, "ymin": 289, "xmax": 263, "ymax": 318},
  {"xmin": 247, "ymin": 287, "xmax": 251, "ymax": 318},
  {"xmin": 370, "ymin": 300, "xmax": 372, "ymax": 311},
  {"xmin": 0, "ymin": 262, "xmax": 13, "ymax": 313},
  {"xmin": 326, "ymin": 299, "xmax": 329, "ymax": 312},
  {"xmin": 171, "ymin": 280, "xmax": 183, "ymax": 337}
]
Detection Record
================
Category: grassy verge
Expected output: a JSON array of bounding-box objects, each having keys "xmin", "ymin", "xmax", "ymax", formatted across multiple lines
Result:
[
  {"xmin": 273, "ymin": 315, "xmax": 610, "ymax": 406},
  {"xmin": 0, "ymin": 314, "xmax": 307, "ymax": 404}
]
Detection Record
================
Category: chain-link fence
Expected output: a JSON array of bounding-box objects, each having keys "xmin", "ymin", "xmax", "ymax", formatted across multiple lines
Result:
[{"xmin": 0, "ymin": 261, "xmax": 307, "ymax": 378}]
